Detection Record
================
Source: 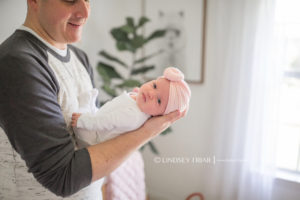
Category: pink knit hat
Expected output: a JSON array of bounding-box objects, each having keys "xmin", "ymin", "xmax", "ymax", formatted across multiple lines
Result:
[{"xmin": 162, "ymin": 67, "xmax": 191, "ymax": 114}]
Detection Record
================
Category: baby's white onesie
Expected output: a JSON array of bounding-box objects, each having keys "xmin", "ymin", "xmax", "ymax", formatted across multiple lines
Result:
[{"xmin": 74, "ymin": 90, "xmax": 150, "ymax": 146}]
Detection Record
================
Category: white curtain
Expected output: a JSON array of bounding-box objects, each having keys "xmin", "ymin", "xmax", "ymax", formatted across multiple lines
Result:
[{"xmin": 204, "ymin": 0, "xmax": 281, "ymax": 199}]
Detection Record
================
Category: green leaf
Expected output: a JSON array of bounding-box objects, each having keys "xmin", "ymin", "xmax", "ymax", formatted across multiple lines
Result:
[
  {"xmin": 131, "ymin": 35, "xmax": 146, "ymax": 49},
  {"xmin": 111, "ymin": 28, "xmax": 129, "ymax": 42},
  {"xmin": 134, "ymin": 49, "xmax": 164, "ymax": 64},
  {"xmin": 116, "ymin": 79, "xmax": 141, "ymax": 88},
  {"xmin": 97, "ymin": 64, "xmax": 110, "ymax": 84},
  {"xmin": 97, "ymin": 62, "xmax": 122, "ymax": 84},
  {"xmin": 101, "ymin": 84, "xmax": 117, "ymax": 97},
  {"xmin": 139, "ymin": 145, "xmax": 145, "ymax": 151},
  {"xmin": 148, "ymin": 141, "xmax": 159, "ymax": 155},
  {"xmin": 100, "ymin": 100, "xmax": 109, "ymax": 106},
  {"xmin": 116, "ymin": 41, "xmax": 127, "ymax": 51},
  {"xmin": 120, "ymin": 25, "xmax": 134, "ymax": 34},
  {"xmin": 111, "ymin": 27, "xmax": 137, "ymax": 52},
  {"xmin": 126, "ymin": 17, "xmax": 135, "ymax": 28},
  {"xmin": 161, "ymin": 127, "xmax": 172, "ymax": 136},
  {"xmin": 138, "ymin": 16, "xmax": 150, "ymax": 28},
  {"xmin": 131, "ymin": 65, "xmax": 155, "ymax": 75},
  {"xmin": 99, "ymin": 50, "xmax": 128, "ymax": 68},
  {"xmin": 146, "ymin": 29, "xmax": 166, "ymax": 43},
  {"xmin": 116, "ymin": 41, "xmax": 135, "ymax": 53}
]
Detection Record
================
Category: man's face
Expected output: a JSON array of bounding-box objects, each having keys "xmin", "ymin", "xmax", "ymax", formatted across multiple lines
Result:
[
  {"xmin": 136, "ymin": 78, "xmax": 170, "ymax": 116},
  {"xmin": 36, "ymin": 0, "xmax": 90, "ymax": 48}
]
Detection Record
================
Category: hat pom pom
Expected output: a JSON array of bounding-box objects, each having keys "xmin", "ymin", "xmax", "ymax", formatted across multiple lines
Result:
[{"xmin": 163, "ymin": 67, "xmax": 184, "ymax": 82}]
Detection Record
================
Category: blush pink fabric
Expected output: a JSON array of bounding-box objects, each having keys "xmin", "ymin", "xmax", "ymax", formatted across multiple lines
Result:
[
  {"xmin": 163, "ymin": 67, "xmax": 191, "ymax": 114},
  {"xmin": 105, "ymin": 151, "xmax": 146, "ymax": 200}
]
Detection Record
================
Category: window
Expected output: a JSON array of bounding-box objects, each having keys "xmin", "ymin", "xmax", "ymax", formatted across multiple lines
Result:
[
  {"xmin": 275, "ymin": 0, "xmax": 300, "ymax": 175},
  {"xmin": 277, "ymin": 77, "xmax": 300, "ymax": 172}
]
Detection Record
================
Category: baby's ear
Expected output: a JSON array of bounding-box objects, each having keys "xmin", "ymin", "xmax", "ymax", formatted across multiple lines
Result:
[{"xmin": 132, "ymin": 87, "xmax": 140, "ymax": 93}]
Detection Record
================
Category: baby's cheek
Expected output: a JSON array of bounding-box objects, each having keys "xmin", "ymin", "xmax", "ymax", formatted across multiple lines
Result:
[{"xmin": 151, "ymin": 106, "xmax": 164, "ymax": 116}]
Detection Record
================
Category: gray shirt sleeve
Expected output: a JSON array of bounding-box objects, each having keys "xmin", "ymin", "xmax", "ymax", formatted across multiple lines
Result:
[{"xmin": 0, "ymin": 52, "xmax": 93, "ymax": 197}]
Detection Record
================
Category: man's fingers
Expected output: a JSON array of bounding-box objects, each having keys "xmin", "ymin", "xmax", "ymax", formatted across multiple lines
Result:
[
  {"xmin": 164, "ymin": 109, "xmax": 187, "ymax": 123},
  {"xmin": 71, "ymin": 113, "xmax": 81, "ymax": 127},
  {"xmin": 180, "ymin": 109, "xmax": 187, "ymax": 118},
  {"xmin": 72, "ymin": 113, "xmax": 81, "ymax": 119},
  {"xmin": 165, "ymin": 110, "xmax": 181, "ymax": 123}
]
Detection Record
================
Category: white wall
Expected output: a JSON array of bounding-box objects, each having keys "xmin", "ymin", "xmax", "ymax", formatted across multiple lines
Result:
[
  {"xmin": 77, "ymin": 0, "xmax": 142, "ymax": 92},
  {"xmin": 0, "ymin": 1, "xmax": 27, "ymax": 40},
  {"xmin": 1, "ymin": 1, "xmax": 300, "ymax": 200}
]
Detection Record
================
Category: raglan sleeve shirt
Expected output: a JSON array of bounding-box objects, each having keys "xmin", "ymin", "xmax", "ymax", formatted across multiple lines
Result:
[{"xmin": 0, "ymin": 33, "xmax": 93, "ymax": 197}]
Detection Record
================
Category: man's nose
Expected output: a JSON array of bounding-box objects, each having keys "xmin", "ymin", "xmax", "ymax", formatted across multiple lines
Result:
[{"xmin": 75, "ymin": 0, "xmax": 90, "ymax": 19}]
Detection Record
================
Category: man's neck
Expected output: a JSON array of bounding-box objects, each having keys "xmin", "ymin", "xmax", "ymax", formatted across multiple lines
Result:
[
  {"xmin": 19, "ymin": 25, "xmax": 68, "ymax": 57},
  {"xmin": 23, "ymin": 19, "xmax": 66, "ymax": 50}
]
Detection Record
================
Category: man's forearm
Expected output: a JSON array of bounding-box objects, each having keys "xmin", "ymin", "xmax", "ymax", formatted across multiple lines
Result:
[
  {"xmin": 87, "ymin": 110, "xmax": 182, "ymax": 182},
  {"xmin": 87, "ymin": 126, "xmax": 151, "ymax": 182}
]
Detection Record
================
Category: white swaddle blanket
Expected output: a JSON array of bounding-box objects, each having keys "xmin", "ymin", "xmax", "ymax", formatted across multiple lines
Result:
[{"xmin": 74, "ymin": 89, "xmax": 150, "ymax": 146}]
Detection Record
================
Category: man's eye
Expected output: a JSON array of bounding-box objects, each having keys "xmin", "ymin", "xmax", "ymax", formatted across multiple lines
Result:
[
  {"xmin": 63, "ymin": 0, "xmax": 75, "ymax": 3},
  {"xmin": 153, "ymin": 83, "xmax": 157, "ymax": 89},
  {"xmin": 157, "ymin": 98, "xmax": 161, "ymax": 105},
  {"xmin": 63, "ymin": 0, "xmax": 89, "ymax": 3}
]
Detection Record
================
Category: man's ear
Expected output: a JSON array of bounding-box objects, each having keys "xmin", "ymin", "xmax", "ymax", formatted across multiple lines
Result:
[{"xmin": 27, "ymin": 0, "xmax": 39, "ymax": 11}]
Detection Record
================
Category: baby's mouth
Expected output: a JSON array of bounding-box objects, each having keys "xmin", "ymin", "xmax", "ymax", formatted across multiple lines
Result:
[{"xmin": 142, "ymin": 93, "xmax": 146, "ymax": 102}]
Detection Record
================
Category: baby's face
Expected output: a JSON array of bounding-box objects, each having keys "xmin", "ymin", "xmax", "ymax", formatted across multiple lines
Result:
[{"xmin": 136, "ymin": 78, "xmax": 170, "ymax": 116}]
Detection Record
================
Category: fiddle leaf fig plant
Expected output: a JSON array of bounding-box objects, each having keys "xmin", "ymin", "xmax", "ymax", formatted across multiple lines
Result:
[{"xmin": 97, "ymin": 16, "xmax": 171, "ymax": 154}]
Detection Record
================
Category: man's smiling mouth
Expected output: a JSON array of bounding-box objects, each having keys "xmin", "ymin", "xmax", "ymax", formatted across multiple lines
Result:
[{"xmin": 68, "ymin": 22, "xmax": 82, "ymax": 27}]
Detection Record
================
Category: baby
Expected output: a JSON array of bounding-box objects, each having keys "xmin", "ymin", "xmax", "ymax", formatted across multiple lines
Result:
[{"xmin": 71, "ymin": 67, "xmax": 191, "ymax": 146}]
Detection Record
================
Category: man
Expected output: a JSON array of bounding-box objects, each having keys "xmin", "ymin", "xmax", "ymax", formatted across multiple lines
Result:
[{"xmin": 0, "ymin": 0, "xmax": 184, "ymax": 199}]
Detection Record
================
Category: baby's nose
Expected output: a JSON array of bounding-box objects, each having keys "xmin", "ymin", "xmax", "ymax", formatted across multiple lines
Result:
[{"xmin": 148, "ymin": 90, "xmax": 155, "ymax": 99}]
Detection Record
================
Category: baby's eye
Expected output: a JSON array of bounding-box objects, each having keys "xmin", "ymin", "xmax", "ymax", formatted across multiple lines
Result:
[
  {"xmin": 157, "ymin": 98, "xmax": 161, "ymax": 105},
  {"xmin": 153, "ymin": 83, "xmax": 157, "ymax": 89}
]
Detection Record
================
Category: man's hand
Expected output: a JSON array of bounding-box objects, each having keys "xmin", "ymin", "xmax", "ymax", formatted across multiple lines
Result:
[
  {"xmin": 71, "ymin": 113, "xmax": 82, "ymax": 127},
  {"xmin": 142, "ymin": 109, "xmax": 186, "ymax": 138}
]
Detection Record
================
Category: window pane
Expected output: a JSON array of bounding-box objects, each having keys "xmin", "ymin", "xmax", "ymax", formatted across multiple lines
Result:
[
  {"xmin": 276, "ymin": 125, "xmax": 300, "ymax": 171},
  {"xmin": 276, "ymin": 78, "xmax": 300, "ymax": 170}
]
